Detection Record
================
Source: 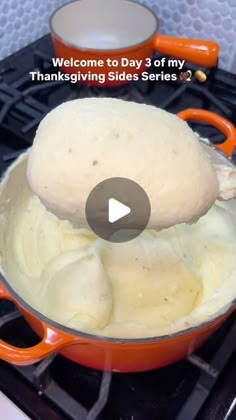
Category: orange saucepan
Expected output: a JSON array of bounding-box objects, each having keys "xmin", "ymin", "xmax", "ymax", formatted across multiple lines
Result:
[
  {"xmin": 0, "ymin": 109, "xmax": 235, "ymax": 372},
  {"xmin": 50, "ymin": 0, "xmax": 220, "ymax": 87}
]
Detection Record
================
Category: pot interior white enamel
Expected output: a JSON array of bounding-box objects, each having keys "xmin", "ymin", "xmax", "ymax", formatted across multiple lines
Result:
[{"xmin": 51, "ymin": 0, "xmax": 158, "ymax": 50}]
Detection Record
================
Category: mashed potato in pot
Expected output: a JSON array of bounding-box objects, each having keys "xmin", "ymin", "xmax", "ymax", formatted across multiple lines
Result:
[{"xmin": 0, "ymin": 154, "xmax": 236, "ymax": 338}]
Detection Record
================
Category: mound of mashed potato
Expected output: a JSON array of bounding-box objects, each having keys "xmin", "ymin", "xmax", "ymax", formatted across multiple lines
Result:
[
  {"xmin": 27, "ymin": 98, "xmax": 219, "ymax": 230},
  {"xmin": 0, "ymin": 154, "xmax": 236, "ymax": 338}
]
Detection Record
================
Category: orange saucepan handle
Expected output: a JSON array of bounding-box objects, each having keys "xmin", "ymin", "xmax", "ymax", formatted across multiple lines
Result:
[
  {"xmin": 178, "ymin": 108, "xmax": 236, "ymax": 158},
  {"xmin": 0, "ymin": 282, "xmax": 77, "ymax": 365},
  {"xmin": 153, "ymin": 34, "xmax": 219, "ymax": 68}
]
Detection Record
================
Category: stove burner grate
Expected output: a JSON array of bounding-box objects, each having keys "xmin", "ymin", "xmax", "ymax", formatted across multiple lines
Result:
[
  {"xmin": 0, "ymin": 306, "xmax": 236, "ymax": 420},
  {"xmin": 1, "ymin": 34, "xmax": 236, "ymax": 420}
]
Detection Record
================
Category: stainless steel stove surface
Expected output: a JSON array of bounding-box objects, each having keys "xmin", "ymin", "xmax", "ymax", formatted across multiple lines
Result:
[{"xmin": 1, "ymin": 35, "xmax": 236, "ymax": 420}]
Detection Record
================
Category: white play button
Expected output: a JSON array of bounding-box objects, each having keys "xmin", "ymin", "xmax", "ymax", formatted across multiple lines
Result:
[
  {"xmin": 85, "ymin": 177, "xmax": 151, "ymax": 242},
  {"xmin": 108, "ymin": 198, "xmax": 131, "ymax": 223}
]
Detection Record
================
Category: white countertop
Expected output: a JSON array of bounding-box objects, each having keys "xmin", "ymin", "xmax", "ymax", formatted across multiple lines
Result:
[{"xmin": 0, "ymin": 391, "xmax": 30, "ymax": 420}]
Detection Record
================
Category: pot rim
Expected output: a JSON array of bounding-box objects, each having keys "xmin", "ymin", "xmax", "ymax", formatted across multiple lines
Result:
[
  {"xmin": 50, "ymin": 0, "xmax": 160, "ymax": 53},
  {"xmin": 1, "ymin": 273, "xmax": 234, "ymax": 344}
]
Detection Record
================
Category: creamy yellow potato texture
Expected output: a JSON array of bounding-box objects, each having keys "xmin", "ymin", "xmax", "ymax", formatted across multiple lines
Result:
[{"xmin": 1, "ymin": 157, "xmax": 236, "ymax": 338}]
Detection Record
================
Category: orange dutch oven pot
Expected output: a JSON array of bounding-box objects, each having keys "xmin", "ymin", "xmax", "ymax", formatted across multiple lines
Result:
[
  {"xmin": 50, "ymin": 0, "xmax": 220, "ymax": 87},
  {"xmin": 0, "ymin": 109, "xmax": 235, "ymax": 372}
]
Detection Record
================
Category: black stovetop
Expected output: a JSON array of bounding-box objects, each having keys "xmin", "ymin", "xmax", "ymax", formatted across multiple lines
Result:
[{"xmin": 1, "ymin": 34, "xmax": 236, "ymax": 420}]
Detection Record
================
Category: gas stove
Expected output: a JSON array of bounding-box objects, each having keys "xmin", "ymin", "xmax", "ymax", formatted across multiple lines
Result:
[{"xmin": 1, "ymin": 35, "xmax": 236, "ymax": 420}]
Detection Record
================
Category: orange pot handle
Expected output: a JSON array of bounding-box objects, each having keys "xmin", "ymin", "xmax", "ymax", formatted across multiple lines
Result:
[
  {"xmin": 153, "ymin": 35, "xmax": 219, "ymax": 68},
  {"xmin": 0, "ymin": 282, "xmax": 77, "ymax": 365},
  {"xmin": 178, "ymin": 108, "xmax": 236, "ymax": 158}
]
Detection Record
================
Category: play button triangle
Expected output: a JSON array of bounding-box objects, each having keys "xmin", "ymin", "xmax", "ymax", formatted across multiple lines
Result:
[{"xmin": 108, "ymin": 198, "xmax": 131, "ymax": 223}]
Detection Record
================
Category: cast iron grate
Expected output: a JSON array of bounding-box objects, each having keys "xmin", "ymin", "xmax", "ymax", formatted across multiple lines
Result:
[{"xmin": 0, "ymin": 307, "xmax": 236, "ymax": 420}]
